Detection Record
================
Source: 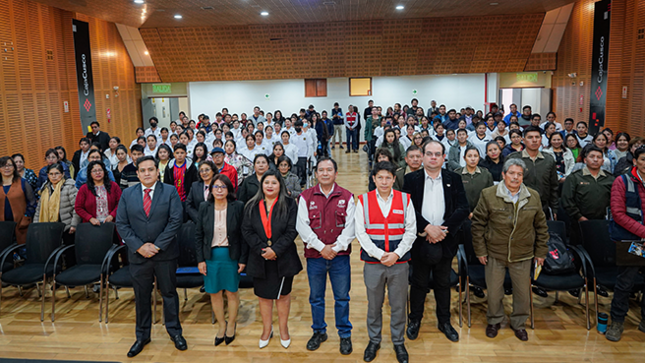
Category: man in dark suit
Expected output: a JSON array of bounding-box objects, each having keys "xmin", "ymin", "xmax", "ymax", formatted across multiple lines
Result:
[
  {"xmin": 86, "ymin": 121, "xmax": 111, "ymax": 151},
  {"xmin": 403, "ymin": 140, "xmax": 469, "ymax": 342},
  {"xmin": 71, "ymin": 137, "xmax": 91, "ymax": 179},
  {"xmin": 115, "ymin": 155, "xmax": 186, "ymax": 357}
]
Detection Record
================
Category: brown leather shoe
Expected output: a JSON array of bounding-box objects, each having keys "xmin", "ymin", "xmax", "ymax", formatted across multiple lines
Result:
[
  {"xmin": 485, "ymin": 323, "xmax": 500, "ymax": 338},
  {"xmin": 513, "ymin": 328, "xmax": 528, "ymax": 341}
]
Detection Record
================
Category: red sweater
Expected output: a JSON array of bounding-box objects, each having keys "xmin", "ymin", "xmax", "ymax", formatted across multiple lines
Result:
[
  {"xmin": 610, "ymin": 168, "xmax": 645, "ymax": 238},
  {"xmin": 74, "ymin": 181, "xmax": 122, "ymax": 223},
  {"xmin": 219, "ymin": 162, "xmax": 238, "ymax": 192}
]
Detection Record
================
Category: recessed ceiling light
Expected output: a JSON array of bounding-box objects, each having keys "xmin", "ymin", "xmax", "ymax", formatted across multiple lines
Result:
[
  {"xmin": 260, "ymin": 11, "xmax": 269, "ymax": 16},
  {"xmin": 396, "ymin": 5, "xmax": 404, "ymax": 10},
  {"xmin": 144, "ymin": 51, "xmax": 149, "ymax": 55},
  {"xmin": 133, "ymin": 0, "xmax": 144, "ymax": 4},
  {"xmin": 174, "ymin": 14, "xmax": 182, "ymax": 19},
  {"xmin": 490, "ymin": 2, "xmax": 499, "ymax": 5},
  {"xmin": 323, "ymin": 1, "xmax": 336, "ymax": 5}
]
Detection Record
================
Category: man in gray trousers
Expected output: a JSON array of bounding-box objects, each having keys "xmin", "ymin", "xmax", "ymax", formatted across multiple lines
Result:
[{"xmin": 355, "ymin": 162, "xmax": 417, "ymax": 363}]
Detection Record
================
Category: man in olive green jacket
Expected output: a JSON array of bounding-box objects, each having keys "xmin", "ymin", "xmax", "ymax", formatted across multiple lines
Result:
[{"xmin": 471, "ymin": 158, "xmax": 549, "ymax": 342}]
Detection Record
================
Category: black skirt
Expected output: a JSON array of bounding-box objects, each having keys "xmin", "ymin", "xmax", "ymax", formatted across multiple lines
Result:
[{"xmin": 253, "ymin": 259, "xmax": 294, "ymax": 299}]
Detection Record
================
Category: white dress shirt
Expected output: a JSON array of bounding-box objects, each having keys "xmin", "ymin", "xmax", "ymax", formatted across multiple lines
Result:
[
  {"xmin": 291, "ymin": 132, "xmax": 310, "ymax": 158},
  {"xmin": 422, "ymin": 170, "xmax": 445, "ymax": 226},
  {"xmin": 354, "ymin": 190, "xmax": 417, "ymax": 261},
  {"xmin": 282, "ymin": 142, "xmax": 299, "ymax": 164},
  {"xmin": 296, "ymin": 185, "xmax": 356, "ymax": 253},
  {"xmin": 141, "ymin": 181, "xmax": 158, "ymax": 202}
]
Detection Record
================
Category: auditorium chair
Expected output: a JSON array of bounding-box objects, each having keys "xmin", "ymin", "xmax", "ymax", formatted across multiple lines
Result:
[
  {"xmin": 0, "ymin": 222, "xmax": 66, "ymax": 321},
  {"xmin": 49, "ymin": 223, "xmax": 116, "ymax": 322},
  {"xmin": 457, "ymin": 241, "xmax": 513, "ymax": 328},
  {"xmin": 0, "ymin": 221, "xmax": 17, "ymax": 273},
  {"xmin": 577, "ymin": 220, "xmax": 644, "ymax": 304},
  {"xmin": 530, "ymin": 244, "xmax": 594, "ymax": 330},
  {"xmin": 102, "ymin": 245, "xmax": 159, "ymax": 324}
]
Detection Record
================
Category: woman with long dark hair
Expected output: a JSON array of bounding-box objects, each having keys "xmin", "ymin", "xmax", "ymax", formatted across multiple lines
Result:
[
  {"xmin": 0, "ymin": 156, "xmax": 36, "ymax": 244},
  {"xmin": 268, "ymin": 143, "xmax": 286, "ymax": 170},
  {"xmin": 276, "ymin": 156, "xmax": 301, "ymax": 199},
  {"xmin": 12, "ymin": 153, "xmax": 37, "ymax": 191},
  {"xmin": 155, "ymin": 144, "xmax": 173, "ymax": 183},
  {"xmin": 593, "ymin": 132, "xmax": 617, "ymax": 173},
  {"xmin": 542, "ymin": 132, "xmax": 574, "ymax": 181},
  {"xmin": 186, "ymin": 160, "xmax": 218, "ymax": 223},
  {"xmin": 37, "ymin": 148, "xmax": 71, "ymax": 190},
  {"xmin": 192, "ymin": 142, "xmax": 212, "ymax": 168},
  {"xmin": 112, "ymin": 145, "xmax": 130, "ymax": 188},
  {"xmin": 565, "ymin": 134, "xmax": 582, "ymax": 161},
  {"xmin": 238, "ymin": 154, "xmax": 270, "ymax": 204},
  {"xmin": 104, "ymin": 136, "xmax": 121, "ymax": 167},
  {"xmin": 381, "ymin": 129, "xmax": 406, "ymax": 168},
  {"xmin": 74, "ymin": 160, "xmax": 121, "ymax": 225},
  {"xmin": 478, "ymin": 141, "xmax": 505, "ymax": 182},
  {"xmin": 242, "ymin": 169, "xmax": 302, "ymax": 349},
  {"xmin": 55, "ymin": 146, "xmax": 75, "ymax": 179},
  {"xmin": 273, "ymin": 110, "xmax": 285, "ymax": 127},
  {"xmin": 224, "ymin": 140, "xmax": 252, "ymax": 186},
  {"xmin": 195, "ymin": 174, "xmax": 247, "ymax": 346},
  {"xmin": 614, "ymin": 132, "xmax": 631, "ymax": 160}
]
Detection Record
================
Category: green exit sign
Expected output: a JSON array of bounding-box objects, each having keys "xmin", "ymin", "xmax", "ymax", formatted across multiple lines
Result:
[
  {"xmin": 516, "ymin": 73, "xmax": 538, "ymax": 82},
  {"xmin": 152, "ymin": 83, "xmax": 172, "ymax": 93}
]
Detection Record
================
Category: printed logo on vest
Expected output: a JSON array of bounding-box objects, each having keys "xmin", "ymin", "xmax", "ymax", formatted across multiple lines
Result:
[
  {"xmin": 309, "ymin": 201, "xmax": 317, "ymax": 209},
  {"xmin": 337, "ymin": 199, "xmax": 346, "ymax": 208}
]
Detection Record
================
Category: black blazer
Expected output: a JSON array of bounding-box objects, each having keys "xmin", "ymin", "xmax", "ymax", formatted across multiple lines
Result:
[
  {"xmin": 186, "ymin": 181, "xmax": 207, "ymax": 223},
  {"xmin": 403, "ymin": 168, "xmax": 470, "ymax": 256},
  {"xmin": 86, "ymin": 131, "xmax": 111, "ymax": 152},
  {"xmin": 241, "ymin": 197, "xmax": 302, "ymax": 279},
  {"xmin": 238, "ymin": 174, "xmax": 261, "ymax": 204},
  {"xmin": 72, "ymin": 149, "xmax": 82, "ymax": 179},
  {"xmin": 115, "ymin": 182, "xmax": 184, "ymax": 264},
  {"xmin": 195, "ymin": 200, "xmax": 247, "ymax": 264}
]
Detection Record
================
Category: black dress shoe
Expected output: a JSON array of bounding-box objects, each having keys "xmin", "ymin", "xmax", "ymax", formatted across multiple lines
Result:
[
  {"xmin": 513, "ymin": 328, "xmax": 529, "ymax": 341},
  {"xmin": 340, "ymin": 337, "xmax": 353, "ymax": 355},
  {"xmin": 127, "ymin": 339, "xmax": 150, "ymax": 358},
  {"xmin": 393, "ymin": 344, "xmax": 409, "ymax": 363},
  {"xmin": 214, "ymin": 335, "xmax": 225, "ymax": 346},
  {"xmin": 532, "ymin": 286, "xmax": 548, "ymax": 297},
  {"xmin": 485, "ymin": 323, "xmax": 500, "ymax": 338},
  {"xmin": 306, "ymin": 332, "xmax": 328, "ymax": 351},
  {"xmin": 171, "ymin": 335, "xmax": 188, "ymax": 351},
  {"xmin": 225, "ymin": 323, "xmax": 236, "ymax": 345},
  {"xmin": 363, "ymin": 341, "xmax": 380, "ymax": 362},
  {"xmin": 406, "ymin": 319, "xmax": 421, "ymax": 340},
  {"xmin": 473, "ymin": 286, "xmax": 486, "ymax": 298},
  {"xmin": 438, "ymin": 322, "xmax": 459, "ymax": 342}
]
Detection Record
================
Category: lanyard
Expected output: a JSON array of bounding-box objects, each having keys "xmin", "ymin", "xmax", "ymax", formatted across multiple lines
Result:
[{"xmin": 259, "ymin": 197, "xmax": 278, "ymax": 243}]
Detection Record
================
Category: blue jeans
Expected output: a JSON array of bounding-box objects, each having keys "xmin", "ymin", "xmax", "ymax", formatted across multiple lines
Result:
[
  {"xmin": 346, "ymin": 128, "xmax": 358, "ymax": 150},
  {"xmin": 307, "ymin": 255, "xmax": 352, "ymax": 338}
]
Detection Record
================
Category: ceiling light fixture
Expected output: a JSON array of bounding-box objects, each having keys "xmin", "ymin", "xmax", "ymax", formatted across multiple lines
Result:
[
  {"xmin": 260, "ymin": 11, "xmax": 269, "ymax": 16},
  {"xmin": 396, "ymin": 5, "xmax": 404, "ymax": 10},
  {"xmin": 490, "ymin": 2, "xmax": 499, "ymax": 5},
  {"xmin": 133, "ymin": 0, "xmax": 144, "ymax": 4},
  {"xmin": 144, "ymin": 51, "xmax": 149, "ymax": 55},
  {"xmin": 174, "ymin": 14, "xmax": 183, "ymax": 19}
]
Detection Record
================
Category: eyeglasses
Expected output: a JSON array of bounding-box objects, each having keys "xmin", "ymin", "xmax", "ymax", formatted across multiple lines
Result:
[
  {"xmin": 1, "ymin": 165, "xmax": 14, "ymax": 169},
  {"xmin": 199, "ymin": 169, "xmax": 213, "ymax": 174},
  {"xmin": 91, "ymin": 170, "xmax": 104, "ymax": 174},
  {"xmin": 211, "ymin": 185, "xmax": 227, "ymax": 190}
]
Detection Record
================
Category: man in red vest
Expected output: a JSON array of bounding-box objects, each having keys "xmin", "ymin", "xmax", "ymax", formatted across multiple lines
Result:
[
  {"xmin": 296, "ymin": 157, "xmax": 355, "ymax": 355},
  {"xmin": 355, "ymin": 161, "xmax": 416, "ymax": 363},
  {"xmin": 345, "ymin": 105, "xmax": 359, "ymax": 153}
]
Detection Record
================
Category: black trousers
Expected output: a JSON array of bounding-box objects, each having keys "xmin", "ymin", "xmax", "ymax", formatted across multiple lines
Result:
[
  {"xmin": 297, "ymin": 157, "xmax": 307, "ymax": 186},
  {"xmin": 130, "ymin": 259, "xmax": 182, "ymax": 341},
  {"xmin": 409, "ymin": 244, "xmax": 454, "ymax": 325}
]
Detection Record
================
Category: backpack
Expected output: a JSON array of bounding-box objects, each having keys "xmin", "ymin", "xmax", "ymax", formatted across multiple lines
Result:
[{"xmin": 543, "ymin": 232, "xmax": 576, "ymax": 275}]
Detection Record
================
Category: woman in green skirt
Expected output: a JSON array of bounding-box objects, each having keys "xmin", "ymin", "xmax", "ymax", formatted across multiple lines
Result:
[{"xmin": 196, "ymin": 174, "xmax": 247, "ymax": 346}]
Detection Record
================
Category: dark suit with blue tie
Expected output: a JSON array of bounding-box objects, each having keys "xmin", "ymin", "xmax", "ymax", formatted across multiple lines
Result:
[{"xmin": 116, "ymin": 181, "xmax": 183, "ymax": 341}]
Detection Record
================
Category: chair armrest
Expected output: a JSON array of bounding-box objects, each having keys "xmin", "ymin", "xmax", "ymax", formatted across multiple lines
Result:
[
  {"xmin": 102, "ymin": 245, "xmax": 126, "ymax": 275},
  {"xmin": 0, "ymin": 244, "xmax": 20, "ymax": 274},
  {"xmin": 570, "ymin": 245, "xmax": 595, "ymax": 280},
  {"xmin": 456, "ymin": 244, "xmax": 468, "ymax": 279},
  {"xmin": 47, "ymin": 245, "xmax": 75, "ymax": 275}
]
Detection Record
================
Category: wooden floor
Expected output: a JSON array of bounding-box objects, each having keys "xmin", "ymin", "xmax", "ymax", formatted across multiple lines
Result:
[{"xmin": 1, "ymin": 147, "xmax": 644, "ymax": 363}]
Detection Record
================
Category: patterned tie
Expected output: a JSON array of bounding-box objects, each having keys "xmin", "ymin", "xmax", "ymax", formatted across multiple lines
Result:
[{"xmin": 143, "ymin": 189, "xmax": 152, "ymax": 217}]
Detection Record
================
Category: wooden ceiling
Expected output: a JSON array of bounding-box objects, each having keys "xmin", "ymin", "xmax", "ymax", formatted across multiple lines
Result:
[
  {"xmin": 140, "ymin": 13, "xmax": 544, "ymax": 82},
  {"xmin": 31, "ymin": 0, "xmax": 576, "ymax": 28}
]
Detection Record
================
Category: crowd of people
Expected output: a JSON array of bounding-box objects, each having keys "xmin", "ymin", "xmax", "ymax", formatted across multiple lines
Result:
[{"xmin": 1, "ymin": 98, "xmax": 644, "ymax": 363}]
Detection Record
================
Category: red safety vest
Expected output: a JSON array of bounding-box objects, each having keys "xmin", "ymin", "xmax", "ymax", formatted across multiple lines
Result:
[{"xmin": 358, "ymin": 189, "xmax": 411, "ymax": 263}]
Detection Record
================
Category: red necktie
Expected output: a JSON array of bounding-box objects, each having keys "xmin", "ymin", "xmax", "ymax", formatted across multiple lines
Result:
[{"xmin": 144, "ymin": 189, "xmax": 152, "ymax": 217}]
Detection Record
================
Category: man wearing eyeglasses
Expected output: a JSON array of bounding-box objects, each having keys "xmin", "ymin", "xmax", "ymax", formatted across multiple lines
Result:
[{"xmin": 402, "ymin": 140, "xmax": 469, "ymax": 342}]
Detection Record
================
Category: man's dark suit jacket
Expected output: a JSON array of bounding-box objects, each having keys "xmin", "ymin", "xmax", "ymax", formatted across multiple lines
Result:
[
  {"xmin": 115, "ymin": 182, "xmax": 183, "ymax": 264},
  {"xmin": 195, "ymin": 200, "xmax": 248, "ymax": 264},
  {"xmin": 185, "ymin": 181, "xmax": 206, "ymax": 223},
  {"xmin": 86, "ymin": 131, "xmax": 110, "ymax": 152},
  {"xmin": 403, "ymin": 168, "xmax": 470, "ymax": 256}
]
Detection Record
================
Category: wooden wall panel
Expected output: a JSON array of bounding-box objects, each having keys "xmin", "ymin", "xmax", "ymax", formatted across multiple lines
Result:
[
  {"xmin": 553, "ymin": 0, "xmax": 644, "ymax": 135},
  {"xmin": 140, "ymin": 14, "xmax": 544, "ymax": 83},
  {"xmin": 0, "ymin": 0, "xmax": 141, "ymax": 170}
]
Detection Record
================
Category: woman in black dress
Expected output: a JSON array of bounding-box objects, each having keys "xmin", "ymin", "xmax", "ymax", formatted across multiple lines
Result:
[{"xmin": 241, "ymin": 169, "xmax": 302, "ymax": 349}]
